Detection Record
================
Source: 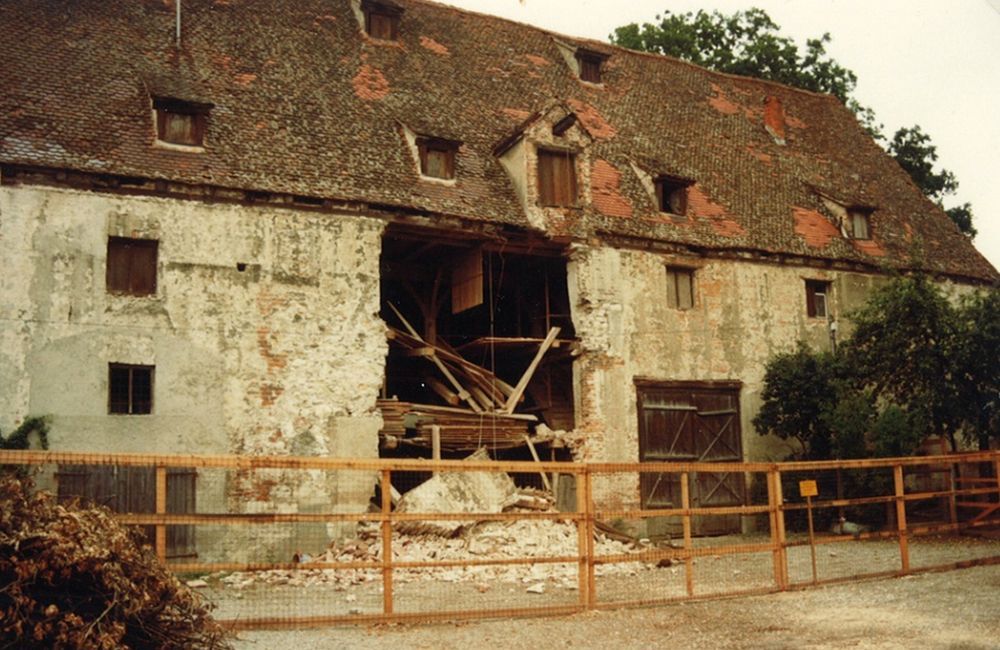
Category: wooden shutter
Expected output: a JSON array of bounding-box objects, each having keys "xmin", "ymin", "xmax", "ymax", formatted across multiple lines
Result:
[
  {"xmin": 676, "ymin": 269, "xmax": 693, "ymax": 310},
  {"xmin": 367, "ymin": 11, "xmax": 397, "ymax": 40},
  {"xmin": 580, "ymin": 57, "xmax": 601, "ymax": 83},
  {"xmin": 451, "ymin": 248, "xmax": 484, "ymax": 314},
  {"xmin": 129, "ymin": 240, "xmax": 158, "ymax": 295},
  {"xmin": 538, "ymin": 151, "xmax": 555, "ymax": 205},
  {"xmin": 106, "ymin": 239, "xmax": 131, "ymax": 293}
]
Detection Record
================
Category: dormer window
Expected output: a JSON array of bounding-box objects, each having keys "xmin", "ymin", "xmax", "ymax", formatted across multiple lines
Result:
[
  {"xmin": 848, "ymin": 208, "xmax": 872, "ymax": 240},
  {"xmin": 417, "ymin": 137, "xmax": 458, "ymax": 180},
  {"xmin": 656, "ymin": 176, "xmax": 692, "ymax": 216},
  {"xmin": 362, "ymin": 0, "xmax": 403, "ymax": 41},
  {"xmin": 537, "ymin": 149, "xmax": 578, "ymax": 207},
  {"xmin": 153, "ymin": 97, "xmax": 211, "ymax": 148},
  {"xmin": 575, "ymin": 48, "xmax": 609, "ymax": 83}
]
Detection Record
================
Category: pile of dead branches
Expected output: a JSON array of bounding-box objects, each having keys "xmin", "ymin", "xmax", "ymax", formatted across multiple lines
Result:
[{"xmin": 0, "ymin": 474, "xmax": 231, "ymax": 649}]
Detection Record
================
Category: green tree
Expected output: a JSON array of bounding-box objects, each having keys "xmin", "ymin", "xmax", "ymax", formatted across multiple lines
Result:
[
  {"xmin": 755, "ymin": 275, "xmax": 998, "ymax": 458},
  {"xmin": 888, "ymin": 126, "xmax": 977, "ymax": 237},
  {"xmin": 610, "ymin": 9, "xmax": 857, "ymax": 101},
  {"xmin": 845, "ymin": 274, "xmax": 960, "ymax": 447},
  {"xmin": 611, "ymin": 9, "xmax": 976, "ymax": 236},
  {"xmin": 752, "ymin": 344, "xmax": 847, "ymax": 459},
  {"xmin": 951, "ymin": 288, "xmax": 1000, "ymax": 448}
]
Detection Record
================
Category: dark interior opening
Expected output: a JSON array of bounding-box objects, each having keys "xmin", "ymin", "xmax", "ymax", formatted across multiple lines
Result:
[{"xmin": 377, "ymin": 226, "xmax": 578, "ymax": 462}]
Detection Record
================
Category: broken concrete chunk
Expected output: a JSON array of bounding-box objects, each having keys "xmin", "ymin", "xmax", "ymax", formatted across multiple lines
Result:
[
  {"xmin": 185, "ymin": 579, "xmax": 208, "ymax": 588},
  {"xmin": 525, "ymin": 582, "xmax": 546, "ymax": 594},
  {"xmin": 396, "ymin": 448, "xmax": 518, "ymax": 535}
]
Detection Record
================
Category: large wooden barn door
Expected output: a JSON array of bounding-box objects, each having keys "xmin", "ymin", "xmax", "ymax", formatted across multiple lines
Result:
[
  {"xmin": 638, "ymin": 381, "xmax": 745, "ymax": 536},
  {"xmin": 56, "ymin": 465, "xmax": 197, "ymax": 558}
]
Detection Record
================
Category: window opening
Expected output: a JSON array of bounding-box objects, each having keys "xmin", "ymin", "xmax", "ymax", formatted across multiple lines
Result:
[
  {"xmin": 848, "ymin": 208, "xmax": 871, "ymax": 240},
  {"xmin": 656, "ymin": 176, "xmax": 692, "ymax": 216},
  {"xmin": 107, "ymin": 237, "xmax": 158, "ymax": 296},
  {"xmin": 417, "ymin": 137, "xmax": 458, "ymax": 180},
  {"xmin": 665, "ymin": 267, "xmax": 695, "ymax": 310},
  {"xmin": 575, "ymin": 48, "xmax": 609, "ymax": 83},
  {"xmin": 362, "ymin": 0, "xmax": 403, "ymax": 40},
  {"xmin": 153, "ymin": 97, "xmax": 210, "ymax": 147},
  {"xmin": 805, "ymin": 280, "xmax": 831, "ymax": 318},
  {"xmin": 537, "ymin": 149, "xmax": 578, "ymax": 207},
  {"xmin": 109, "ymin": 363, "xmax": 154, "ymax": 414}
]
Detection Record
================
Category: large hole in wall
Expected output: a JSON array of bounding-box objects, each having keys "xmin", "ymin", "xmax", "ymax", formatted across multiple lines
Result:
[{"xmin": 377, "ymin": 225, "xmax": 577, "ymax": 491}]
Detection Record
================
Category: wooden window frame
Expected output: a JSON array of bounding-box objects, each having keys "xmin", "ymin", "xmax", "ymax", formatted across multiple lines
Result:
[
  {"xmin": 106, "ymin": 237, "xmax": 158, "ymax": 296},
  {"xmin": 362, "ymin": 0, "xmax": 403, "ymax": 41},
  {"xmin": 665, "ymin": 266, "xmax": 695, "ymax": 310},
  {"xmin": 109, "ymin": 363, "xmax": 154, "ymax": 415},
  {"xmin": 805, "ymin": 279, "xmax": 831, "ymax": 319},
  {"xmin": 417, "ymin": 137, "xmax": 458, "ymax": 180},
  {"xmin": 575, "ymin": 48, "xmax": 609, "ymax": 84},
  {"xmin": 848, "ymin": 208, "xmax": 872, "ymax": 240},
  {"xmin": 537, "ymin": 148, "xmax": 578, "ymax": 208},
  {"xmin": 152, "ymin": 97, "xmax": 209, "ymax": 148},
  {"xmin": 656, "ymin": 176, "xmax": 692, "ymax": 216}
]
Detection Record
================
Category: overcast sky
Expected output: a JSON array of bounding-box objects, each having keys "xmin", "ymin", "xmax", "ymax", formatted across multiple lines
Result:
[{"xmin": 440, "ymin": 0, "xmax": 1000, "ymax": 271}]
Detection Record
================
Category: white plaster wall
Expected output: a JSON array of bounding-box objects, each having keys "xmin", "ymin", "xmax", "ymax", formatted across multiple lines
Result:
[
  {"xmin": 1, "ymin": 185, "xmax": 386, "ymax": 560},
  {"xmin": 567, "ymin": 243, "xmax": 896, "ymax": 507}
]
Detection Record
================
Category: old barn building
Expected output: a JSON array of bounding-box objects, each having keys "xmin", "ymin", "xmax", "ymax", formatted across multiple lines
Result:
[{"xmin": 2, "ymin": 0, "xmax": 996, "ymax": 553}]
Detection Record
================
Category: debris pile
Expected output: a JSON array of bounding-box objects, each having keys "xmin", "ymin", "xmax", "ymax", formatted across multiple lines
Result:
[
  {"xmin": 214, "ymin": 517, "xmax": 670, "ymax": 594},
  {"xmin": 0, "ymin": 474, "xmax": 230, "ymax": 649}
]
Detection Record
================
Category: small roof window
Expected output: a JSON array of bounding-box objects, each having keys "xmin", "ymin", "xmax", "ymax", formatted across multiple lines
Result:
[
  {"xmin": 362, "ymin": 0, "xmax": 403, "ymax": 41},
  {"xmin": 655, "ymin": 176, "xmax": 694, "ymax": 217},
  {"xmin": 152, "ymin": 96, "xmax": 212, "ymax": 149},
  {"xmin": 848, "ymin": 207, "xmax": 872, "ymax": 240},
  {"xmin": 417, "ymin": 137, "xmax": 459, "ymax": 180},
  {"xmin": 575, "ymin": 48, "xmax": 609, "ymax": 84}
]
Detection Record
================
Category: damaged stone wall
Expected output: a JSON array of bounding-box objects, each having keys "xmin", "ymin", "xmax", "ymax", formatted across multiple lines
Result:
[
  {"xmin": 0, "ymin": 184, "xmax": 386, "ymax": 561},
  {"xmin": 566, "ymin": 243, "xmax": 893, "ymax": 509}
]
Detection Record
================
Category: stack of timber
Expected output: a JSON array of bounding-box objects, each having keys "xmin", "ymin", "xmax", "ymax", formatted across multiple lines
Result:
[
  {"xmin": 378, "ymin": 398, "xmax": 547, "ymax": 452},
  {"xmin": 382, "ymin": 305, "xmax": 561, "ymax": 453},
  {"xmin": 386, "ymin": 325, "xmax": 520, "ymax": 413}
]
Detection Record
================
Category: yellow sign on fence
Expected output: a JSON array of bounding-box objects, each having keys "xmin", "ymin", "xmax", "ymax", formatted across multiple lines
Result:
[{"xmin": 799, "ymin": 479, "xmax": 818, "ymax": 498}]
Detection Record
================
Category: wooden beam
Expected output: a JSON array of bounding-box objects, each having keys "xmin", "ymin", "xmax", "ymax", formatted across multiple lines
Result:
[
  {"xmin": 523, "ymin": 435, "xmax": 552, "ymax": 492},
  {"xmin": 387, "ymin": 302, "xmax": 483, "ymax": 413},
  {"xmin": 155, "ymin": 466, "xmax": 167, "ymax": 563},
  {"xmin": 424, "ymin": 376, "xmax": 460, "ymax": 406},
  {"xmin": 503, "ymin": 327, "xmax": 560, "ymax": 414}
]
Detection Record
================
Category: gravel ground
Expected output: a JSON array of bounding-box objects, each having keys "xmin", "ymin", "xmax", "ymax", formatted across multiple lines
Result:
[
  {"xmin": 203, "ymin": 533, "xmax": 1000, "ymax": 620},
  {"xmin": 233, "ymin": 563, "xmax": 1000, "ymax": 649}
]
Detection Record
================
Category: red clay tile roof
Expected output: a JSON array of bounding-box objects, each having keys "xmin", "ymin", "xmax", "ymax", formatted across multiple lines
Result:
[{"xmin": 1, "ymin": 0, "xmax": 995, "ymax": 282}]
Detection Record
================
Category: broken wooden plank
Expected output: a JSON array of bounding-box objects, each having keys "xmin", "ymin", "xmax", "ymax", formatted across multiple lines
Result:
[
  {"xmin": 387, "ymin": 302, "xmax": 483, "ymax": 413},
  {"xmin": 503, "ymin": 327, "xmax": 560, "ymax": 414},
  {"xmin": 424, "ymin": 376, "xmax": 460, "ymax": 406},
  {"xmin": 523, "ymin": 435, "xmax": 552, "ymax": 492}
]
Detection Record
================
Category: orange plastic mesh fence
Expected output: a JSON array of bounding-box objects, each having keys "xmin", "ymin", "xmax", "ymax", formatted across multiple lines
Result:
[{"xmin": 1, "ymin": 450, "xmax": 997, "ymax": 628}]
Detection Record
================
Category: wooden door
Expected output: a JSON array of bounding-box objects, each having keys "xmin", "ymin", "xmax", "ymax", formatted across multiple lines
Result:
[
  {"xmin": 638, "ymin": 381, "xmax": 745, "ymax": 535},
  {"xmin": 56, "ymin": 465, "xmax": 196, "ymax": 558}
]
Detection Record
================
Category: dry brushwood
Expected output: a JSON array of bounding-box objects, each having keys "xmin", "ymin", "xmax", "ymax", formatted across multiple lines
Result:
[{"xmin": 0, "ymin": 473, "xmax": 231, "ymax": 649}]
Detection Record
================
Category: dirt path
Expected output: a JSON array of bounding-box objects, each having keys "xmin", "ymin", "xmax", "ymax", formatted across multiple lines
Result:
[{"xmin": 233, "ymin": 563, "xmax": 1000, "ymax": 649}]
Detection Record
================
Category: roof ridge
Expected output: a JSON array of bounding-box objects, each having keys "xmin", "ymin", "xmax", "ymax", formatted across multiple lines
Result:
[{"xmin": 412, "ymin": 0, "xmax": 843, "ymax": 103}]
